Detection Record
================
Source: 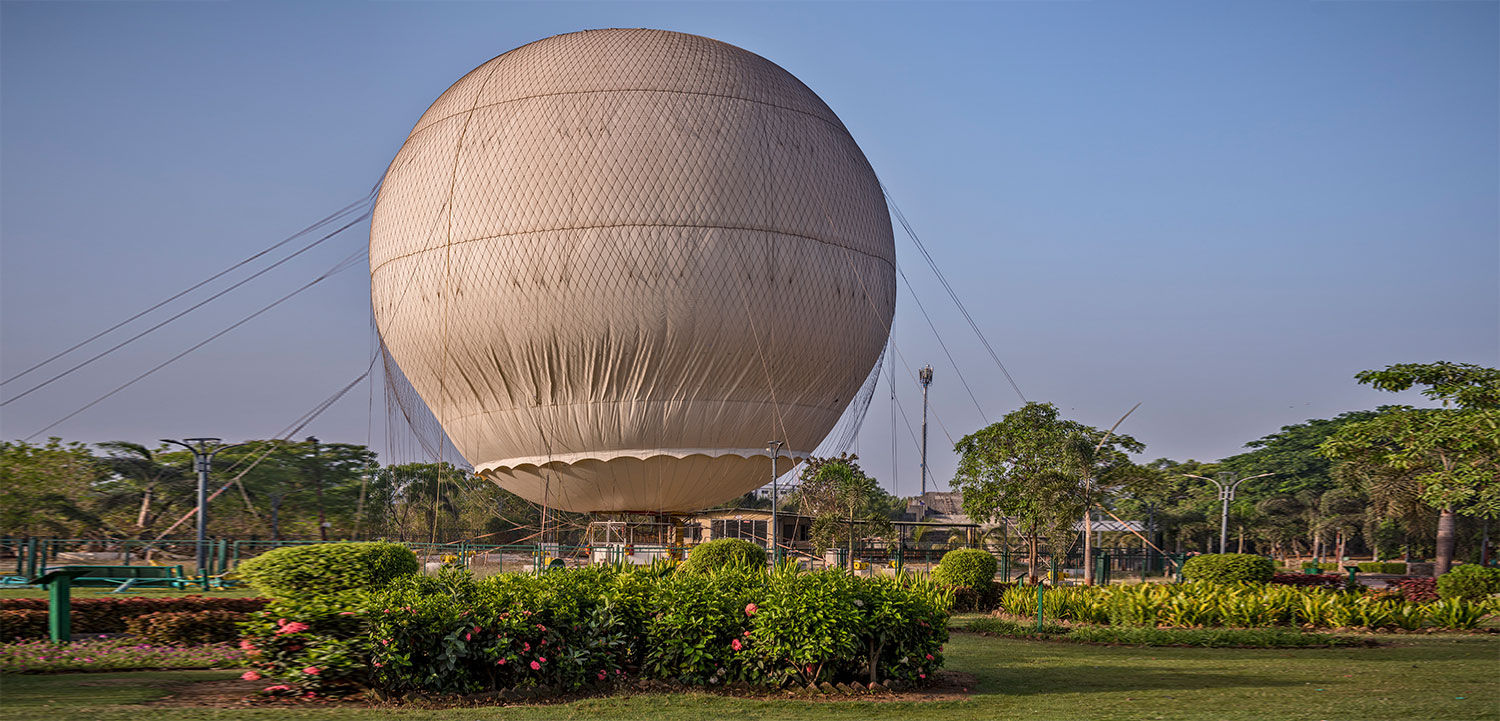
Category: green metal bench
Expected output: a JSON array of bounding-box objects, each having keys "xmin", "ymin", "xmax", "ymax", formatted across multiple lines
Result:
[{"xmin": 39, "ymin": 564, "xmax": 189, "ymax": 593}]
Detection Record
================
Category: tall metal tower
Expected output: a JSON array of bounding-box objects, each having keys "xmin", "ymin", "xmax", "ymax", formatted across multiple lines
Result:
[{"xmin": 918, "ymin": 365, "xmax": 933, "ymax": 497}]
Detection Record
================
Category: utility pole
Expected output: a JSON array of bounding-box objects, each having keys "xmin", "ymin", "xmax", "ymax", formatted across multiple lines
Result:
[
  {"xmin": 1183, "ymin": 472, "xmax": 1273, "ymax": 554},
  {"xmin": 918, "ymin": 365, "xmax": 933, "ymax": 498},
  {"xmin": 307, "ymin": 436, "xmax": 329, "ymax": 541},
  {"xmin": 767, "ymin": 440, "xmax": 784, "ymax": 564},
  {"xmin": 161, "ymin": 438, "xmax": 244, "ymax": 573}
]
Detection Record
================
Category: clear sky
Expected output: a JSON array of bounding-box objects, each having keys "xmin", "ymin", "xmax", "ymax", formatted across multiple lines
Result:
[{"xmin": 2, "ymin": 1, "xmax": 1495, "ymax": 497}]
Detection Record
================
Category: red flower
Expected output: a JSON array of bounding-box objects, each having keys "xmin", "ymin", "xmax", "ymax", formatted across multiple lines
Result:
[
  {"xmin": 240, "ymin": 671, "xmax": 262, "ymax": 681},
  {"xmin": 530, "ymin": 661, "xmax": 541, "ymax": 670},
  {"xmin": 731, "ymin": 639, "xmax": 743, "ymax": 651},
  {"xmin": 303, "ymin": 666, "xmax": 321, "ymax": 676},
  {"xmin": 744, "ymin": 603, "xmax": 758, "ymax": 617}
]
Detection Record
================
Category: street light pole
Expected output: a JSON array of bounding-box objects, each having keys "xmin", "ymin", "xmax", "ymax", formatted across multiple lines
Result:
[
  {"xmin": 767, "ymin": 440, "xmax": 784, "ymax": 564},
  {"xmin": 162, "ymin": 438, "xmax": 246, "ymax": 572},
  {"xmin": 918, "ymin": 366, "xmax": 933, "ymax": 498},
  {"xmin": 1183, "ymin": 472, "xmax": 1273, "ymax": 554}
]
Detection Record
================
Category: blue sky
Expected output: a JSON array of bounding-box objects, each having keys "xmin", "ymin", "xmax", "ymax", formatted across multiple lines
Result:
[{"xmin": 2, "ymin": 1, "xmax": 1495, "ymax": 497}]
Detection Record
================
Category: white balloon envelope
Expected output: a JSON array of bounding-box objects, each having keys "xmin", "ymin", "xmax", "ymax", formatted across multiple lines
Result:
[{"xmin": 370, "ymin": 29, "xmax": 895, "ymax": 512}]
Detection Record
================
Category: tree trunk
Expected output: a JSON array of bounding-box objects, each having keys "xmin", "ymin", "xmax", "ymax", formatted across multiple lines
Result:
[
  {"xmin": 269, "ymin": 494, "xmax": 283, "ymax": 541},
  {"xmin": 1083, "ymin": 510, "xmax": 1094, "ymax": 586},
  {"xmin": 1435, "ymin": 506, "xmax": 1456, "ymax": 576},
  {"xmin": 136, "ymin": 486, "xmax": 153, "ymax": 529}
]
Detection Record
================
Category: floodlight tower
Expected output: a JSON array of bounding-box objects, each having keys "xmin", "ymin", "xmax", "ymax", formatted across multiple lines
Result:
[
  {"xmin": 161, "ymin": 438, "xmax": 245, "ymax": 572},
  {"xmin": 918, "ymin": 366, "xmax": 934, "ymax": 497}
]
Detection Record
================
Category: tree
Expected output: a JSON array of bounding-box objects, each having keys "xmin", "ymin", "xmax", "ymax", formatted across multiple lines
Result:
[
  {"xmin": 795, "ymin": 455, "xmax": 894, "ymax": 569},
  {"xmin": 1321, "ymin": 362, "xmax": 1500, "ymax": 575},
  {"xmin": 950, "ymin": 402, "xmax": 1142, "ymax": 583},
  {"xmin": 94, "ymin": 441, "xmax": 194, "ymax": 535},
  {"xmin": 0, "ymin": 438, "xmax": 107, "ymax": 537}
]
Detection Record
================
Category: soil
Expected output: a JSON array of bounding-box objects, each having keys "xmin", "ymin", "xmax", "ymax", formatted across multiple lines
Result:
[{"xmin": 148, "ymin": 671, "xmax": 980, "ymax": 708}]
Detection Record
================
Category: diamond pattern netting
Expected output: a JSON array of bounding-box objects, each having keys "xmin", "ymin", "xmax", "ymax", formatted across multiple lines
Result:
[{"xmin": 371, "ymin": 29, "xmax": 894, "ymax": 512}]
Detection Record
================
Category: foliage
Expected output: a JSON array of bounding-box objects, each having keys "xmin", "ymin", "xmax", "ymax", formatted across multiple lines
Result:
[
  {"xmin": 950, "ymin": 402, "xmax": 1143, "ymax": 570},
  {"xmin": 679, "ymin": 538, "xmax": 766, "ymax": 573},
  {"xmin": 1354, "ymin": 361, "xmax": 1500, "ymax": 410},
  {"xmin": 932, "ymin": 548, "xmax": 999, "ymax": 590},
  {"xmin": 1436, "ymin": 564, "xmax": 1500, "ymax": 601},
  {"xmin": 0, "ymin": 439, "xmax": 108, "ymax": 537},
  {"xmin": 1321, "ymin": 407, "xmax": 1500, "ymax": 520},
  {"xmin": 1356, "ymin": 562, "xmax": 1408, "ymax": 574},
  {"xmin": 963, "ymin": 617, "xmax": 1363, "ymax": 648},
  {"xmin": 795, "ymin": 455, "xmax": 896, "ymax": 560},
  {"xmin": 1270, "ymin": 573, "xmax": 1344, "ymax": 590},
  {"xmin": 124, "ymin": 610, "xmax": 248, "ymax": 645},
  {"xmin": 237, "ymin": 542, "xmax": 418, "ymax": 600},
  {"xmin": 239, "ymin": 565, "xmax": 951, "ymax": 697},
  {"xmin": 1395, "ymin": 577, "xmax": 1438, "ymax": 603},
  {"xmin": 992, "ymin": 581, "xmax": 1493, "ymax": 631},
  {"xmin": 0, "ymin": 596, "xmax": 267, "ymax": 638},
  {"xmin": 1180, "ymin": 554, "xmax": 1275, "ymax": 584},
  {"xmin": 0, "ymin": 638, "xmax": 248, "ymax": 673}
]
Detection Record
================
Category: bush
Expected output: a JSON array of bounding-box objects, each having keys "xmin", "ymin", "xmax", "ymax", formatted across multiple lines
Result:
[
  {"xmin": 125, "ymin": 610, "xmax": 248, "ymax": 645},
  {"xmin": 239, "ymin": 565, "xmax": 951, "ymax": 697},
  {"xmin": 0, "ymin": 596, "xmax": 267, "ymax": 639},
  {"xmin": 1301, "ymin": 561, "xmax": 1338, "ymax": 572},
  {"xmin": 932, "ymin": 549, "xmax": 998, "ymax": 589},
  {"xmin": 1436, "ymin": 564, "xmax": 1500, "ymax": 601},
  {"xmin": 237, "ymin": 542, "xmax": 418, "ymax": 599},
  {"xmin": 1270, "ymin": 573, "xmax": 1344, "ymax": 590},
  {"xmin": 964, "ymin": 617, "xmax": 1362, "ymax": 647},
  {"xmin": 0, "ymin": 610, "xmax": 46, "ymax": 640},
  {"xmin": 1181, "ymin": 554, "xmax": 1275, "ymax": 584},
  {"xmin": 679, "ymin": 538, "xmax": 766, "ymax": 573},
  {"xmin": 1395, "ymin": 577, "xmax": 1438, "ymax": 603},
  {"xmin": 1357, "ymin": 562, "xmax": 1408, "ymax": 574}
]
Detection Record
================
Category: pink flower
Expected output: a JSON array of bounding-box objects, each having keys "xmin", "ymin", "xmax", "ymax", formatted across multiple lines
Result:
[
  {"xmin": 304, "ymin": 692, "xmax": 317, "ymax": 698},
  {"xmin": 238, "ymin": 639, "xmax": 256, "ymax": 651},
  {"xmin": 742, "ymin": 631, "xmax": 751, "ymax": 637},
  {"xmin": 464, "ymin": 633, "xmax": 472, "ymax": 641},
  {"xmin": 302, "ymin": 666, "xmax": 320, "ymax": 675},
  {"xmin": 497, "ymin": 658, "xmax": 507, "ymax": 665},
  {"xmin": 536, "ymin": 624, "xmax": 547, "ymax": 631},
  {"xmin": 523, "ymin": 642, "xmax": 531, "ymax": 651},
  {"xmin": 373, "ymin": 661, "xmax": 384, "ymax": 668},
  {"xmin": 744, "ymin": 603, "xmax": 758, "ymax": 617},
  {"xmin": 241, "ymin": 671, "xmax": 262, "ymax": 681},
  {"xmin": 278, "ymin": 618, "xmax": 288, "ymax": 626},
  {"xmin": 597, "ymin": 670, "xmax": 607, "ymax": 680},
  {"xmin": 539, "ymin": 657, "xmax": 547, "ymax": 663},
  {"xmin": 380, "ymin": 639, "xmax": 390, "ymax": 646},
  {"xmin": 275, "ymin": 622, "xmax": 310, "ymax": 635},
  {"xmin": 263, "ymin": 685, "xmax": 292, "ymax": 693},
  {"xmin": 530, "ymin": 661, "xmax": 541, "ymax": 670},
  {"xmin": 473, "ymin": 626, "xmax": 481, "ymax": 634},
  {"xmin": 731, "ymin": 639, "xmax": 743, "ymax": 651},
  {"xmin": 540, "ymin": 639, "xmax": 547, "ymax": 646},
  {"xmin": 919, "ymin": 673, "xmax": 927, "ymax": 679},
  {"xmin": 925, "ymin": 654, "xmax": 934, "ymax": 661},
  {"xmin": 339, "ymin": 611, "xmax": 355, "ymax": 616}
]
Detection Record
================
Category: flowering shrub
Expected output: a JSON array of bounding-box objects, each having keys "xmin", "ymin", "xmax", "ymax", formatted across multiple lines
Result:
[
  {"xmin": 125, "ymin": 610, "xmax": 248, "ymax": 645},
  {"xmin": 0, "ymin": 637, "xmax": 247, "ymax": 673},
  {"xmin": 239, "ymin": 564, "xmax": 951, "ymax": 697},
  {"xmin": 0, "ymin": 596, "xmax": 267, "ymax": 640}
]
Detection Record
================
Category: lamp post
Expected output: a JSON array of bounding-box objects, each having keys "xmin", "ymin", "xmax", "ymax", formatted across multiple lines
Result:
[
  {"xmin": 918, "ymin": 365, "xmax": 933, "ymax": 497},
  {"xmin": 161, "ymin": 438, "xmax": 246, "ymax": 572},
  {"xmin": 1183, "ymin": 472, "xmax": 1273, "ymax": 554},
  {"xmin": 767, "ymin": 440, "xmax": 784, "ymax": 564}
]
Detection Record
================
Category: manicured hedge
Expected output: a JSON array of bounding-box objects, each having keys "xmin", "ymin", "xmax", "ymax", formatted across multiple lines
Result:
[
  {"xmin": 679, "ymin": 538, "xmax": 766, "ymax": 572},
  {"xmin": 237, "ymin": 541, "xmax": 418, "ymax": 599},
  {"xmin": 240, "ymin": 565, "xmax": 951, "ymax": 697},
  {"xmin": 0, "ymin": 596, "xmax": 267, "ymax": 639},
  {"xmin": 1437, "ymin": 564, "xmax": 1500, "ymax": 601},
  {"xmin": 1181, "ymin": 554, "xmax": 1275, "ymax": 584},
  {"xmin": 1270, "ymin": 573, "xmax": 1344, "ymax": 590},
  {"xmin": 932, "ymin": 549, "xmax": 998, "ymax": 589},
  {"xmin": 124, "ymin": 610, "xmax": 248, "ymax": 645},
  {"xmin": 1356, "ymin": 562, "xmax": 1408, "ymax": 574}
]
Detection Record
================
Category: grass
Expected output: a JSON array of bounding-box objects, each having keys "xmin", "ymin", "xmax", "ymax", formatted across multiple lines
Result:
[{"xmin": 1, "ymin": 631, "xmax": 1494, "ymax": 720}]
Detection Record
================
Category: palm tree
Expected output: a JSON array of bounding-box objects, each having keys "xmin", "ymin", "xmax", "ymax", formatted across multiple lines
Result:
[{"xmin": 95, "ymin": 441, "xmax": 193, "ymax": 534}]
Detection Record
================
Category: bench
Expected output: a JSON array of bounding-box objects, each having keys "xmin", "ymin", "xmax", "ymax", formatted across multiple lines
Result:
[{"xmin": 38, "ymin": 564, "xmax": 189, "ymax": 593}]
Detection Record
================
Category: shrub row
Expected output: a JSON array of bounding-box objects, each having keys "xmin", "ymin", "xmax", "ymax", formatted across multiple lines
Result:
[
  {"xmin": 241, "ymin": 564, "xmax": 951, "ymax": 697},
  {"xmin": 964, "ymin": 617, "xmax": 1365, "ymax": 648},
  {"xmin": 995, "ymin": 582, "xmax": 1494, "ymax": 630},
  {"xmin": 1270, "ymin": 573, "xmax": 1345, "ymax": 590},
  {"xmin": 1182, "ymin": 554, "xmax": 1275, "ymax": 584},
  {"xmin": 0, "ymin": 596, "xmax": 267, "ymax": 639},
  {"xmin": 1436, "ymin": 565, "xmax": 1500, "ymax": 601},
  {"xmin": 125, "ymin": 610, "xmax": 249, "ymax": 645},
  {"xmin": 1356, "ymin": 562, "xmax": 1408, "ymax": 574}
]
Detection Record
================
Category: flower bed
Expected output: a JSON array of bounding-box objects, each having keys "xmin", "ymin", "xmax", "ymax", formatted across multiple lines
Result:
[
  {"xmin": 0, "ymin": 637, "xmax": 248, "ymax": 673},
  {"xmin": 994, "ymin": 582, "xmax": 1494, "ymax": 631},
  {"xmin": 0, "ymin": 596, "xmax": 267, "ymax": 639},
  {"xmin": 240, "ymin": 565, "xmax": 951, "ymax": 698}
]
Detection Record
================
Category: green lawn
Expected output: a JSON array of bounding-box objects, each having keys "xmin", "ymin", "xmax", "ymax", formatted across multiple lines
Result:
[{"xmin": 1, "ymin": 633, "xmax": 1495, "ymax": 721}]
